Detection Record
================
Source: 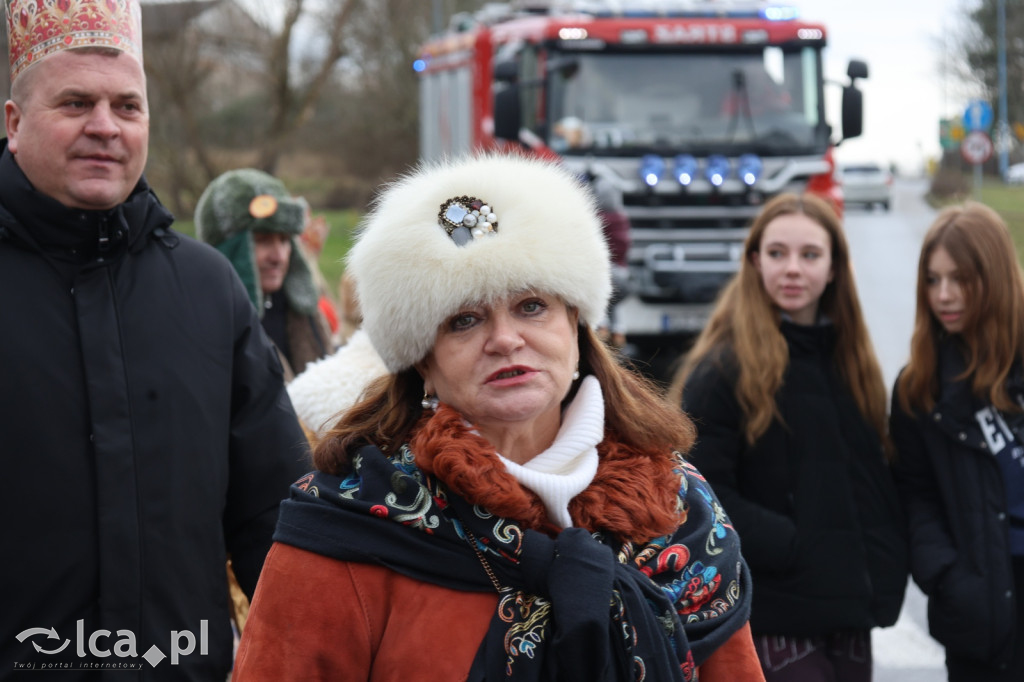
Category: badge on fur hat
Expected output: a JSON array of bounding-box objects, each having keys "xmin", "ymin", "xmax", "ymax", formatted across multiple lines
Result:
[
  {"xmin": 438, "ymin": 196, "xmax": 498, "ymax": 246},
  {"xmin": 249, "ymin": 195, "xmax": 279, "ymax": 219}
]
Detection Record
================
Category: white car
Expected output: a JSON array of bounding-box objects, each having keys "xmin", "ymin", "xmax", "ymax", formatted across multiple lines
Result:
[
  {"xmin": 839, "ymin": 163, "xmax": 893, "ymax": 211},
  {"xmin": 1007, "ymin": 163, "xmax": 1024, "ymax": 185}
]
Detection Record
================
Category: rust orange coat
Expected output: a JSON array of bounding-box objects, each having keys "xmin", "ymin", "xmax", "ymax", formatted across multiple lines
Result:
[
  {"xmin": 234, "ymin": 542, "xmax": 763, "ymax": 681},
  {"xmin": 236, "ymin": 409, "xmax": 765, "ymax": 681}
]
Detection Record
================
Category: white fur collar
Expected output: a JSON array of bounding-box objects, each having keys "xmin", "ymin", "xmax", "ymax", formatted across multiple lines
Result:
[{"xmin": 287, "ymin": 330, "xmax": 388, "ymax": 436}]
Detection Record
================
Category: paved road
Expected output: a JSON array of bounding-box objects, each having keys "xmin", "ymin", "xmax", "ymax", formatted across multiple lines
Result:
[{"xmin": 843, "ymin": 178, "xmax": 947, "ymax": 681}]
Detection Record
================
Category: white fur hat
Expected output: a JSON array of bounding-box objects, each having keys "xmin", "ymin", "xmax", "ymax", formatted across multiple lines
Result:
[{"xmin": 347, "ymin": 154, "xmax": 612, "ymax": 373}]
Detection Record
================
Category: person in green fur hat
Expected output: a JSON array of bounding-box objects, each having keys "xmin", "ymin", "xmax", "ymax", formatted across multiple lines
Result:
[{"xmin": 196, "ymin": 168, "xmax": 335, "ymax": 379}]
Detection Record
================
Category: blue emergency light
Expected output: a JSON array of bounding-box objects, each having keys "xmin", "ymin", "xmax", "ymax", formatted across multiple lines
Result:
[
  {"xmin": 705, "ymin": 155, "xmax": 731, "ymax": 187},
  {"xmin": 762, "ymin": 5, "xmax": 799, "ymax": 21},
  {"xmin": 737, "ymin": 154, "xmax": 763, "ymax": 186},
  {"xmin": 673, "ymin": 155, "xmax": 698, "ymax": 186},
  {"xmin": 583, "ymin": 1, "xmax": 799, "ymax": 20},
  {"xmin": 640, "ymin": 154, "xmax": 665, "ymax": 187}
]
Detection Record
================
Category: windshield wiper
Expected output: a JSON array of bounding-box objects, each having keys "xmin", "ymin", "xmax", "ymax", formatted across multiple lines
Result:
[
  {"xmin": 725, "ymin": 70, "xmax": 757, "ymax": 142},
  {"xmin": 751, "ymin": 128, "xmax": 807, "ymax": 153}
]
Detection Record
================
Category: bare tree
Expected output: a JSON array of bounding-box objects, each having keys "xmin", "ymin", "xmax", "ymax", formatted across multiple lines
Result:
[
  {"xmin": 143, "ymin": 0, "xmax": 225, "ymax": 215},
  {"xmin": 302, "ymin": 0, "xmax": 488, "ymax": 198},
  {"xmin": 334, "ymin": 0, "xmax": 431, "ymax": 178},
  {"xmin": 255, "ymin": 0, "xmax": 361, "ymax": 172},
  {"xmin": 139, "ymin": 0, "xmax": 491, "ymax": 213},
  {"xmin": 954, "ymin": 0, "xmax": 1024, "ymax": 137}
]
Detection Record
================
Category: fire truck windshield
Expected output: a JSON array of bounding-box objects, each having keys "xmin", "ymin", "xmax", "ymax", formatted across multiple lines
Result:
[{"xmin": 547, "ymin": 46, "xmax": 826, "ymax": 156}]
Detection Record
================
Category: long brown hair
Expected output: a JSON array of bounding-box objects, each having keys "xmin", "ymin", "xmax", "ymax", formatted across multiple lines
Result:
[
  {"xmin": 314, "ymin": 325, "xmax": 696, "ymax": 475},
  {"xmin": 667, "ymin": 193, "xmax": 889, "ymax": 450},
  {"xmin": 896, "ymin": 201, "xmax": 1024, "ymax": 414}
]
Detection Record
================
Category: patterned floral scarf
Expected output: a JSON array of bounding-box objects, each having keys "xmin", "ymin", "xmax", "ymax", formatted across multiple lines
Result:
[{"xmin": 274, "ymin": 419, "xmax": 751, "ymax": 681}]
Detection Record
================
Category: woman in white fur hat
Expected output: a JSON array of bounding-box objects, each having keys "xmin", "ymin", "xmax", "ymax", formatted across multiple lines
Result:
[{"xmin": 233, "ymin": 154, "xmax": 764, "ymax": 682}]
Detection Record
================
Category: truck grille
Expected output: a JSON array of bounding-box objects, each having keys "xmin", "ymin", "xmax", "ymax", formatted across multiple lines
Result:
[
  {"xmin": 622, "ymin": 189, "xmax": 768, "ymax": 208},
  {"xmin": 629, "ymin": 215, "xmax": 751, "ymax": 230}
]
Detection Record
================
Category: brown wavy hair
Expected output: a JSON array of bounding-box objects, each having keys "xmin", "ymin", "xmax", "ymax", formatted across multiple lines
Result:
[
  {"xmin": 896, "ymin": 201, "xmax": 1024, "ymax": 414},
  {"xmin": 313, "ymin": 323, "xmax": 697, "ymax": 476},
  {"xmin": 667, "ymin": 193, "xmax": 889, "ymax": 452}
]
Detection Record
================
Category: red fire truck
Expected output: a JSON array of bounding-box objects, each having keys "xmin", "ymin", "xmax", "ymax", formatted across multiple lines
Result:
[{"xmin": 416, "ymin": 0, "xmax": 868, "ymax": 378}]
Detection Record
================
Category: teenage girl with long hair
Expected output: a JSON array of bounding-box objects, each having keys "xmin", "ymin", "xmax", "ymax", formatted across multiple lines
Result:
[
  {"xmin": 668, "ymin": 192, "xmax": 908, "ymax": 681},
  {"xmin": 891, "ymin": 201, "xmax": 1024, "ymax": 681}
]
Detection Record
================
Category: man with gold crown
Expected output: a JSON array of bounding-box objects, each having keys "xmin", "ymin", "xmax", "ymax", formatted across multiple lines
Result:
[{"xmin": 0, "ymin": 1, "xmax": 310, "ymax": 678}]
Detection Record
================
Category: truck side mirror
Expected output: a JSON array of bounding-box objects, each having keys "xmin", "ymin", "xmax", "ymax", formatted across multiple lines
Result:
[
  {"xmin": 494, "ymin": 84, "xmax": 521, "ymax": 141},
  {"xmin": 846, "ymin": 59, "xmax": 869, "ymax": 81},
  {"xmin": 838, "ymin": 58, "xmax": 868, "ymax": 141},
  {"xmin": 841, "ymin": 85, "xmax": 864, "ymax": 140}
]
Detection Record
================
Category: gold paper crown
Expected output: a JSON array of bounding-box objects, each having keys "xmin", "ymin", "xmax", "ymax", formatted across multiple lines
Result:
[{"xmin": 5, "ymin": 0, "xmax": 143, "ymax": 83}]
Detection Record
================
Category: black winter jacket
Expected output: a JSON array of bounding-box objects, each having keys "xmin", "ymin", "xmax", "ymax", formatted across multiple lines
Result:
[
  {"xmin": 890, "ymin": 338, "xmax": 1020, "ymax": 666},
  {"xmin": 0, "ymin": 145, "xmax": 310, "ymax": 681},
  {"xmin": 682, "ymin": 321, "xmax": 908, "ymax": 636}
]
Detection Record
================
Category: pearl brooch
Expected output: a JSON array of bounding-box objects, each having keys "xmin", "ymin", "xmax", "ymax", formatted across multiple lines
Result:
[{"xmin": 437, "ymin": 196, "xmax": 499, "ymax": 246}]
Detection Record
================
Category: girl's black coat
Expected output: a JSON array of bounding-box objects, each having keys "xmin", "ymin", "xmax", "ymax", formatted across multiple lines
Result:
[
  {"xmin": 682, "ymin": 321, "xmax": 908, "ymax": 636},
  {"xmin": 890, "ymin": 339, "xmax": 1020, "ymax": 666}
]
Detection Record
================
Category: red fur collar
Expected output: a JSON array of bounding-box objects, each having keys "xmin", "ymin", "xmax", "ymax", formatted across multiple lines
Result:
[{"xmin": 410, "ymin": 405, "xmax": 681, "ymax": 544}]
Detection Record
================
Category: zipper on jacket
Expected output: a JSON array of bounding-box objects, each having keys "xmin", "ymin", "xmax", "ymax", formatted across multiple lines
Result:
[
  {"xmin": 96, "ymin": 210, "xmax": 131, "ymax": 258},
  {"xmin": 97, "ymin": 215, "xmax": 111, "ymax": 253}
]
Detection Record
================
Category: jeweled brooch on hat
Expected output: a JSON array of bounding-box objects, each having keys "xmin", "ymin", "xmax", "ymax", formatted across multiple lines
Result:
[{"xmin": 438, "ymin": 196, "xmax": 498, "ymax": 247}]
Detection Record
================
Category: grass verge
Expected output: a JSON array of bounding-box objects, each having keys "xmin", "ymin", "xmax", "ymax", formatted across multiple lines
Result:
[
  {"xmin": 932, "ymin": 180, "xmax": 1024, "ymax": 262},
  {"xmin": 978, "ymin": 184, "xmax": 1024, "ymax": 264}
]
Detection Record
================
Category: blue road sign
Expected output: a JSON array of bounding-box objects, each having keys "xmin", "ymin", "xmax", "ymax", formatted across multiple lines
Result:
[{"xmin": 963, "ymin": 100, "xmax": 994, "ymax": 132}]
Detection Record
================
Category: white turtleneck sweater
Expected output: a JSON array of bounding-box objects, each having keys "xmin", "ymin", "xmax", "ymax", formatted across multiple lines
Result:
[{"xmin": 496, "ymin": 375, "xmax": 604, "ymax": 528}]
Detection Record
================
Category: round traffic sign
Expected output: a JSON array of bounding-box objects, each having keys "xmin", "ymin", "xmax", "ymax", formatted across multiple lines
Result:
[
  {"xmin": 963, "ymin": 99, "xmax": 994, "ymax": 132},
  {"xmin": 961, "ymin": 130, "xmax": 993, "ymax": 165}
]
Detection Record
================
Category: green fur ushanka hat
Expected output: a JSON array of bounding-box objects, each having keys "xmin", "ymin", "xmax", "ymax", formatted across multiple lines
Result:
[{"xmin": 194, "ymin": 168, "xmax": 319, "ymax": 317}]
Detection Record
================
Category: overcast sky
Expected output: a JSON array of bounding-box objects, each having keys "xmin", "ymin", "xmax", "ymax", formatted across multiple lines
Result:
[{"xmin": 795, "ymin": 0, "xmax": 972, "ymax": 173}]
